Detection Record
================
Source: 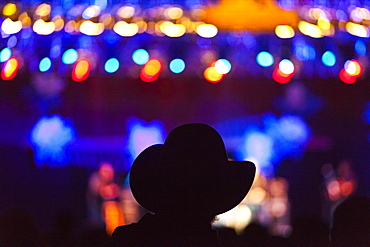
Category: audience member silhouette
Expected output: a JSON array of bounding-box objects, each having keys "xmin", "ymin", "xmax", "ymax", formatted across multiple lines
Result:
[
  {"xmin": 330, "ymin": 195, "xmax": 370, "ymax": 246},
  {"xmin": 108, "ymin": 123, "xmax": 256, "ymax": 246}
]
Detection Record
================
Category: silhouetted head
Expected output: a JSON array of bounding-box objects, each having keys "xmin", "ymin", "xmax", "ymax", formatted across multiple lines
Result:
[
  {"xmin": 330, "ymin": 195, "xmax": 370, "ymax": 246},
  {"xmin": 130, "ymin": 123, "xmax": 256, "ymax": 218}
]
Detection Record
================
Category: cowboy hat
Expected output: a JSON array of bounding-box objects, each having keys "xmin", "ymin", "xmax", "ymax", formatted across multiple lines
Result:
[{"xmin": 130, "ymin": 123, "xmax": 256, "ymax": 216}]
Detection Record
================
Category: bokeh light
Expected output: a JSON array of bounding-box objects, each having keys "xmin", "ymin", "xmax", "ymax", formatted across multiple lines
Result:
[
  {"xmin": 275, "ymin": 25, "xmax": 295, "ymax": 39},
  {"xmin": 196, "ymin": 24, "xmax": 218, "ymax": 38},
  {"xmin": 140, "ymin": 58, "xmax": 162, "ymax": 82},
  {"xmin": 72, "ymin": 58, "xmax": 91, "ymax": 82},
  {"xmin": 1, "ymin": 18, "xmax": 22, "ymax": 35},
  {"xmin": 132, "ymin": 49, "xmax": 149, "ymax": 65},
  {"xmin": 39, "ymin": 57, "xmax": 52, "ymax": 72},
  {"xmin": 30, "ymin": 115, "xmax": 76, "ymax": 166},
  {"xmin": 339, "ymin": 68, "xmax": 356, "ymax": 84},
  {"xmin": 0, "ymin": 47, "xmax": 12, "ymax": 62},
  {"xmin": 104, "ymin": 58, "xmax": 120, "ymax": 73},
  {"xmin": 344, "ymin": 59, "xmax": 362, "ymax": 77},
  {"xmin": 1, "ymin": 56, "xmax": 20, "ymax": 80},
  {"xmin": 204, "ymin": 66, "xmax": 223, "ymax": 83},
  {"xmin": 169, "ymin": 58, "xmax": 185, "ymax": 73},
  {"xmin": 62, "ymin": 49, "xmax": 78, "ymax": 64},
  {"xmin": 355, "ymin": 39, "xmax": 367, "ymax": 55},
  {"xmin": 256, "ymin": 51, "xmax": 274, "ymax": 67},
  {"xmin": 278, "ymin": 59, "xmax": 295, "ymax": 75},
  {"xmin": 214, "ymin": 59, "xmax": 231, "ymax": 74},
  {"xmin": 322, "ymin": 51, "xmax": 336, "ymax": 67}
]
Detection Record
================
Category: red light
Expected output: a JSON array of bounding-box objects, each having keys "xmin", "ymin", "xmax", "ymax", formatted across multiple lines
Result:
[
  {"xmin": 339, "ymin": 68, "xmax": 356, "ymax": 84},
  {"xmin": 140, "ymin": 58, "xmax": 162, "ymax": 82},
  {"xmin": 1, "ymin": 57, "xmax": 20, "ymax": 80},
  {"xmin": 72, "ymin": 59, "xmax": 91, "ymax": 82},
  {"xmin": 272, "ymin": 67, "xmax": 292, "ymax": 83}
]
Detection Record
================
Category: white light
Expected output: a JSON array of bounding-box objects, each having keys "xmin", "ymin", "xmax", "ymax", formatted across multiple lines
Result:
[{"xmin": 279, "ymin": 59, "xmax": 294, "ymax": 75}]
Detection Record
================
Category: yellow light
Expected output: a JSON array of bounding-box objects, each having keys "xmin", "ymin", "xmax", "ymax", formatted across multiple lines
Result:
[
  {"xmin": 309, "ymin": 8, "xmax": 325, "ymax": 20},
  {"xmin": 317, "ymin": 17, "xmax": 331, "ymax": 30},
  {"xmin": 165, "ymin": 7, "xmax": 183, "ymax": 19},
  {"xmin": 275, "ymin": 25, "xmax": 295, "ymax": 38},
  {"xmin": 3, "ymin": 3, "xmax": 17, "ymax": 16},
  {"xmin": 52, "ymin": 16, "xmax": 64, "ymax": 31},
  {"xmin": 196, "ymin": 24, "xmax": 218, "ymax": 38},
  {"xmin": 35, "ymin": 3, "xmax": 51, "ymax": 17},
  {"xmin": 1, "ymin": 18, "xmax": 22, "ymax": 34},
  {"xmin": 65, "ymin": 20, "xmax": 77, "ymax": 33},
  {"xmin": 117, "ymin": 6, "xmax": 135, "ymax": 18},
  {"xmin": 346, "ymin": 22, "xmax": 369, "ymax": 38},
  {"xmin": 298, "ymin": 21, "xmax": 323, "ymax": 38},
  {"xmin": 33, "ymin": 19, "xmax": 56, "ymax": 35},
  {"xmin": 19, "ymin": 12, "xmax": 31, "ymax": 27},
  {"xmin": 113, "ymin": 21, "xmax": 138, "ymax": 37},
  {"xmin": 83, "ymin": 5, "xmax": 101, "ymax": 19},
  {"xmin": 204, "ymin": 67, "xmax": 223, "ymax": 83},
  {"xmin": 162, "ymin": 23, "xmax": 186, "ymax": 37},
  {"xmin": 80, "ymin": 20, "xmax": 104, "ymax": 36},
  {"xmin": 133, "ymin": 18, "xmax": 147, "ymax": 33}
]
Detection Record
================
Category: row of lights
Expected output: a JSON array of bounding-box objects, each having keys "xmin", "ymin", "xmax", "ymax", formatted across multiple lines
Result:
[
  {"xmin": 0, "ymin": 46, "xmax": 363, "ymax": 84},
  {"xmin": 2, "ymin": 3, "xmax": 370, "ymax": 40}
]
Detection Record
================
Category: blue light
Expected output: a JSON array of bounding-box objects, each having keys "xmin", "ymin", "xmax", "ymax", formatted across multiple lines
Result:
[
  {"xmin": 355, "ymin": 40, "xmax": 366, "ymax": 55},
  {"xmin": 169, "ymin": 58, "xmax": 186, "ymax": 73},
  {"xmin": 0, "ymin": 47, "xmax": 11, "ymax": 62},
  {"xmin": 256, "ymin": 51, "xmax": 274, "ymax": 67},
  {"xmin": 322, "ymin": 51, "xmax": 336, "ymax": 67},
  {"xmin": 30, "ymin": 115, "xmax": 76, "ymax": 167},
  {"xmin": 132, "ymin": 49, "xmax": 149, "ymax": 65},
  {"xmin": 105, "ymin": 58, "xmax": 120, "ymax": 73},
  {"xmin": 62, "ymin": 49, "xmax": 78, "ymax": 64},
  {"xmin": 7, "ymin": 36, "xmax": 17, "ymax": 48},
  {"xmin": 39, "ymin": 57, "xmax": 52, "ymax": 72},
  {"xmin": 126, "ymin": 117, "xmax": 165, "ymax": 161}
]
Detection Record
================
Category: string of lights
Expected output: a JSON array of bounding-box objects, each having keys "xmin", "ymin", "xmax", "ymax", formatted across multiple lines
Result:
[{"xmin": 0, "ymin": 0, "xmax": 369, "ymax": 84}]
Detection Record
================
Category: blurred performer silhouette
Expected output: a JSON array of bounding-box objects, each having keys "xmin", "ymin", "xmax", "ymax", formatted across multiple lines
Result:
[{"xmin": 108, "ymin": 123, "xmax": 256, "ymax": 246}]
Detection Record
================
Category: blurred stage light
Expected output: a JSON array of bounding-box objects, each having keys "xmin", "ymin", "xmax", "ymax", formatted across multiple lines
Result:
[
  {"xmin": 82, "ymin": 5, "xmax": 101, "ymax": 19},
  {"xmin": 140, "ymin": 58, "xmax": 162, "ymax": 82},
  {"xmin": 196, "ymin": 24, "xmax": 218, "ymax": 38},
  {"xmin": 169, "ymin": 58, "xmax": 185, "ymax": 73},
  {"xmin": 62, "ymin": 48, "xmax": 78, "ymax": 64},
  {"xmin": 256, "ymin": 51, "xmax": 274, "ymax": 67},
  {"xmin": 214, "ymin": 59, "xmax": 231, "ymax": 74},
  {"xmin": 33, "ymin": 19, "xmax": 56, "ymax": 35},
  {"xmin": 72, "ymin": 58, "xmax": 91, "ymax": 81},
  {"xmin": 126, "ymin": 117, "xmax": 165, "ymax": 161},
  {"xmin": 1, "ymin": 18, "xmax": 22, "ymax": 35},
  {"xmin": 322, "ymin": 51, "xmax": 336, "ymax": 67},
  {"xmin": 132, "ymin": 49, "xmax": 149, "ymax": 65},
  {"xmin": 344, "ymin": 59, "xmax": 362, "ymax": 77},
  {"xmin": 117, "ymin": 6, "xmax": 135, "ymax": 18},
  {"xmin": 298, "ymin": 21, "xmax": 323, "ymax": 38},
  {"xmin": 165, "ymin": 7, "xmax": 183, "ymax": 19},
  {"xmin": 275, "ymin": 25, "xmax": 295, "ymax": 39},
  {"xmin": 113, "ymin": 21, "xmax": 139, "ymax": 37},
  {"xmin": 7, "ymin": 36, "xmax": 17, "ymax": 48},
  {"xmin": 0, "ymin": 47, "xmax": 12, "ymax": 62},
  {"xmin": 272, "ymin": 67, "xmax": 292, "ymax": 83},
  {"xmin": 80, "ymin": 20, "xmax": 104, "ymax": 36},
  {"xmin": 278, "ymin": 59, "xmax": 294, "ymax": 75},
  {"xmin": 39, "ymin": 57, "xmax": 52, "ymax": 72},
  {"xmin": 204, "ymin": 66, "xmax": 223, "ymax": 83},
  {"xmin": 355, "ymin": 39, "xmax": 367, "ymax": 55},
  {"xmin": 3, "ymin": 3, "xmax": 17, "ymax": 16},
  {"xmin": 30, "ymin": 115, "xmax": 76, "ymax": 166},
  {"xmin": 104, "ymin": 58, "xmax": 120, "ymax": 73},
  {"xmin": 339, "ymin": 68, "xmax": 356, "ymax": 84},
  {"xmin": 346, "ymin": 22, "xmax": 369, "ymax": 38},
  {"xmin": 1, "ymin": 57, "xmax": 20, "ymax": 80},
  {"xmin": 162, "ymin": 23, "xmax": 186, "ymax": 37}
]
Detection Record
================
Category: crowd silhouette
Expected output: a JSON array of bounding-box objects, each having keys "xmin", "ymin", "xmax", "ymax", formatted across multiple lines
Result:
[{"xmin": 0, "ymin": 123, "xmax": 369, "ymax": 246}]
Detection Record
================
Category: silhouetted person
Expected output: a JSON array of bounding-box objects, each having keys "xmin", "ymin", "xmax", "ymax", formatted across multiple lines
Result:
[
  {"xmin": 108, "ymin": 123, "xmax": 256, "ymax": 246},
  {"xmin": 330, "ymin": 195, "xmax": 370, "ymax": 246}
]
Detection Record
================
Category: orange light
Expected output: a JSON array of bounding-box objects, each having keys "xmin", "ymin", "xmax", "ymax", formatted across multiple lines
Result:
[
  {"xmin": 339, "ymin": 68, "xmax": 356, "ymax": 84},
  {"xmin": 140, "ymin": 58, "xmax": 162, "ymax": 82},
  {"xmin": 204, "ymin": 66, "xmax": 223, "ymax": 83},
  {"xmin": 72, "ymin": 59, "xmax": 91, "ymax": 82},
  {"xmin": 1, "ymin": 57, "xmax": 20, "ymax": 80}
]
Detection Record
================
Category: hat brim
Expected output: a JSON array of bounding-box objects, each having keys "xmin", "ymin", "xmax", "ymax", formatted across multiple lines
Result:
[{"xmin": 130, "ymin": 144, "xmax": 256, "ymax": 215}]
